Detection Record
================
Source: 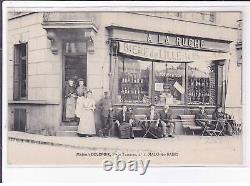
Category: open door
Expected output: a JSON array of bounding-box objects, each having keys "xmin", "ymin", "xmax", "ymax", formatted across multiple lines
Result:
[{"xmin": 62, "ymin": 41, "xmax": 87, "ymax": 122}]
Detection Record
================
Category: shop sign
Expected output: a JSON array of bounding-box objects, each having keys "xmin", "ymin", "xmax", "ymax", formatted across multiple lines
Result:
[
  {"xmin": 108, "ymin": 26, "xmax": 231, "ymax": 52},
  {"xmin": 119, "ymin": 41, "xmax": 199, "ymax": 62},
  {"xmin": 147, "ymin": 33, "xmax": 205, "ymax": 50}
]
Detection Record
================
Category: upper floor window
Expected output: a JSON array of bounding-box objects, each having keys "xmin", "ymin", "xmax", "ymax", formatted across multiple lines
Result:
[{"xmin": 13, "ymin": 43, "xmax": 28, "ymax": 100}]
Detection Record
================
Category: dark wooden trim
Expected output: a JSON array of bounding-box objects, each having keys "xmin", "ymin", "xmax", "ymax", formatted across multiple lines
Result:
[{"xmin": 62, "ymin": 41, "xmax": 66, "ymax": 122}]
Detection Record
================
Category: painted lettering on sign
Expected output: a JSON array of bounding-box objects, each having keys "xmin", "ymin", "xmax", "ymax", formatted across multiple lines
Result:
[
  {"xmin": 119, "ymin": 41, "xmax": 199, "ymax": 62},
  {"xmin": 108, "ymin": 26, "xmax": 231, "ymax": 52},
  {"xmin": 147, "ymin": 33, "xmax": 205, "ymax": 49}
]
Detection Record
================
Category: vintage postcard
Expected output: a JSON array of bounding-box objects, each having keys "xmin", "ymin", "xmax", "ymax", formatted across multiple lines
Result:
[{"xmin": 4, "ymin": 5, "xmax": 243, "ymax": 168}]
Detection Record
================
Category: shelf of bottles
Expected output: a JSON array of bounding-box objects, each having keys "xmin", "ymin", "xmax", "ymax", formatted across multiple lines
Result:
[
  {"xmin": 187, "ymin": 77, "xmax": 211, "ymax": 105},
  {"xmin": 119, "ymin": 72, "xmax": 148, "ymax": 103},
  {"xmin": 209, "ymin": 71, "xmax": 216, "ymax": 105}
]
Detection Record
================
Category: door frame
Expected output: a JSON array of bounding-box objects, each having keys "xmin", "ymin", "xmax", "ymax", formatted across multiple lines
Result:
[{"xmin": 61, "ymin": 40, "xmax": 88, "ymax": 122}]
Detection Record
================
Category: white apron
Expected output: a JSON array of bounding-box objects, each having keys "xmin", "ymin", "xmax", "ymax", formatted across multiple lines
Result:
[{"xmin": 75, "ymin": 97, "xmax": 96, "ymax": 135}]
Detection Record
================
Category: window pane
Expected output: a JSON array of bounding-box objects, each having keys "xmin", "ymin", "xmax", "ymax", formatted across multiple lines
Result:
[
  {"xmin": 187, "ymin": 61, "xmax": 216, "ymax": 105},
  {"xmin": 154, "ymin": 62, "xmax": 185, "ymax": 105},
  {"xmin": 118, "ymin": 58, "xmax": 151, "ymax": 104},
  {"xmin": 20, "ymin": 44, "xmax": 27, "ymax": 98},
  {"xmin": 64, "ymin": 55, "xmax": 87, "ymax": 83},
  {"xmin": 13, "ymin": 43, "xmax": 27, "ymax": 100},
  {"xmin": 64, "ymin": 41, "xmax": 87, "ymax": 54}
]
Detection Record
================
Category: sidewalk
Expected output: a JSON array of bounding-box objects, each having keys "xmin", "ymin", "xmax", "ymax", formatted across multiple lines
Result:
[
  {"xmin": 8, "ymin": 131, "xmax": 242, "ymax": 152},
  {"xmin": 8, "ymin": 131, "xmax": 243, "ymax": 165}
]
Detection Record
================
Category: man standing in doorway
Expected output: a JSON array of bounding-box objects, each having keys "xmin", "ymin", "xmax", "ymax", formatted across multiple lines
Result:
[{"xmin": 99, "ymin": 91, "xmax": 113, "ymax": 137}]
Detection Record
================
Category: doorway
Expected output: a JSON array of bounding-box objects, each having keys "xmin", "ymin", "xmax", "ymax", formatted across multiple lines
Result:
[{"xmin": 62, "ymin": 41, "xmax": 87, "ymax": 121}]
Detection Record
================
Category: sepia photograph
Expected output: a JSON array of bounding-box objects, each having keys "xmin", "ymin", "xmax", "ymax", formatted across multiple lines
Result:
[{"xmin": 5, "ymin": 8, "xmax": 243, "ymax": 167}]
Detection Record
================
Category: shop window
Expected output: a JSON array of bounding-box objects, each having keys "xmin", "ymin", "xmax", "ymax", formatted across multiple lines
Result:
[
  {"xmin": 187, "ymin": 61, "xmax": 216, "ymax": 105},
  {"xmin": 118, "ymin": 58, "xmax": 152, "ymax": 104},
  {"xmin": 13, "ymin": 43, "xmax": 28, "ymax": 100},
  {"xmin": 154, "ymin": 62, "xmax": 185, "ymax": 105},
  {"xmin": 117, "ymin": 57, "xmax": 219, "ymax": 106}
]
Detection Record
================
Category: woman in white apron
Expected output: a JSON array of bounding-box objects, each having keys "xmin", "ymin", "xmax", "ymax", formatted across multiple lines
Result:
[{"xmin": 75, "ymin": 90, "xmax": 96, "ymax": 137}]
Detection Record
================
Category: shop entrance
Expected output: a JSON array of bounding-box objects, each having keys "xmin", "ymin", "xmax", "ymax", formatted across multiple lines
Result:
[{"xmin": 62, "ymin": 41, "xmax": 87, "ymax": 121}]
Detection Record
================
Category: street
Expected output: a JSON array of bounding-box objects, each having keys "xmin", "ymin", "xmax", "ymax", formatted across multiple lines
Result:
[{"xmin": 7, "ymin": 132, "xmax": 243, "ymax": 166}]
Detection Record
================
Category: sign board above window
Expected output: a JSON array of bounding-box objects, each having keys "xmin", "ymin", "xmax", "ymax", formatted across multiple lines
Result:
[
  {"xmin": 118, "ymin": 41, "xmax": 229, "ymax": 63},
  {"xmin": 107, "ymin": 26, "xmax": 231, "ymax": 53},
  {"xmin": 119, "ymin": 41, "xmax": 196, "ymax": 62}
]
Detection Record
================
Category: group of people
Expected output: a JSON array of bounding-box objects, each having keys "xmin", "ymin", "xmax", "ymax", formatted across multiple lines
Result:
[
  {"xmin": 99, "ymin": 92, "xmax": 175, "ymax": 139},
  {"xmin": 65, "ymin": 79, "xmax": 236, "ymax": 138},
  {"xmin": 195, "ymin": 106, "xmax": 235, "ymax": 136},
  {"xmin": 65, "ymin": 78, "xmax": 96, "ymax": 137}
]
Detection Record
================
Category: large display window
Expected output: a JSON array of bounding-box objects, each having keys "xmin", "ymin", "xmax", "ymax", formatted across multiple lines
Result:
[
  {"xmin": 118, "ymin": 58, "xmax": 151, "ymax": 104},
  {"xmin": 117, "ymin": 57, "xmax": 217, "ymax": 106}
]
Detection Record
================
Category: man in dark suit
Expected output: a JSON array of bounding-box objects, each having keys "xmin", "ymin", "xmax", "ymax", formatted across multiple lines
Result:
[
  {"xmin": 212, "ymin": 107, "xmax": 233, "ymax": 136},
  {"xmin": 145, "ymin": 104, "xmax": 163, "ymax": 138},
  {"xmin": 115, "ymin": 105, "xmax": 134, "ymax": 138},
  {"xmin": 158, "ymin": 105, "xmax": 175, "ymax": 138},
  {"xmin": 145, "ymin": 104, "xmax": 160, "ymax": 121},
  {"xmin": 99, "ymin": 91, "xmax": 113, "ymax": 137},
  {"xmin": 195, "ymin": 106, "xmax": 214, "ymax": 130}
]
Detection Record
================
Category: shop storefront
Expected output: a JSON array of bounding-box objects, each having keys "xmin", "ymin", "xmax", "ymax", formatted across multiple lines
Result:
[
  {"xmin": 7, "ymin": 12, "xmax": 242, "ymax": 136},
  {"xmin": 107, "ymin": 26, "xmax": 231, "ymax": 118}
]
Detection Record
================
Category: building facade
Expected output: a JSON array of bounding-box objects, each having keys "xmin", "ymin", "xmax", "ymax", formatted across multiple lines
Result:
[{"xmin": 7, "ymin": 11, "xmax": 242, "ymax": 135}]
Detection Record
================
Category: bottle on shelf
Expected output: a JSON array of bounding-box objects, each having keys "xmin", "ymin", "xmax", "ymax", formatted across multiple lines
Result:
[
  {"xmin": 124, "ymin": 74, "xmax": 127, "ymax": 83},
  {"xmin": 141, "ymin": 78, "xmax": 143, "ymax": 84},
  {"xmin": 137, "ymin": 74, "xmax": 140, "ymax": 83}
]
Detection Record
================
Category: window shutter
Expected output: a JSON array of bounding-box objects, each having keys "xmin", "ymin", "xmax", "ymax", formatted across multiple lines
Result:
[{"xmin": 13, "ymin": 45, "xmax": 21, "ymax": 100}]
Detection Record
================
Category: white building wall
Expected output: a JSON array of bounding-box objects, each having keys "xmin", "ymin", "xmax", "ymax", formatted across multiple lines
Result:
[
  {"xmin": 8, "ymin": 12, "xmax": 62, "ymax": 103},
  {"xmin": 8, "ymin": 12, "xmax": 63, "ymax": 132}
]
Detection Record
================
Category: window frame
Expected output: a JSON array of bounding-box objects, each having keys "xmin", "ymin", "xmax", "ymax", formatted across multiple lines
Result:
[{"xmin": 13, "ymin": 42, "xmax": 28, "ymax": 101}]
